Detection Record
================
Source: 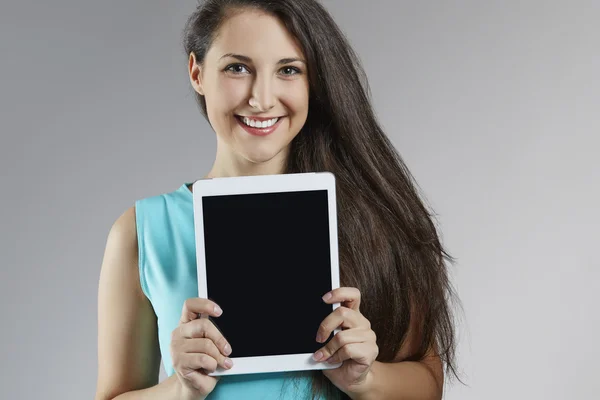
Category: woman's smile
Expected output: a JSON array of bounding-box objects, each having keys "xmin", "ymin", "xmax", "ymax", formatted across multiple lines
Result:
[{"xmin": 235, "ymin": 115, "xmax": 286, "ymax": 137}]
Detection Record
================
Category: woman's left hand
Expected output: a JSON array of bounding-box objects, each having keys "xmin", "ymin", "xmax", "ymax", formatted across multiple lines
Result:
[{"xmin": 313, "ymin": 287, "xmax": 379, "ymax": 395}]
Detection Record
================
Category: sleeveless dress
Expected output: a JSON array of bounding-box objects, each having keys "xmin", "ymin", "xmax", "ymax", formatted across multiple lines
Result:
[{"xmin": 134, "ymin": 182, "xmax": 323, "ymax": 399}]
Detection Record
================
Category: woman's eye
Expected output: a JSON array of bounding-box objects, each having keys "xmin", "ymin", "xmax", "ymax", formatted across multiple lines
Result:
[
  {"xmin": 280, "ymin": 66, "xmax": 301, "ymax": 76},
  {"xmin": 224, "ymin": 64, "xmax": 301, "ymax": 76},
  {"xmin": 225, "ymin": 64, "xmax": 249, "ymax": 74}
]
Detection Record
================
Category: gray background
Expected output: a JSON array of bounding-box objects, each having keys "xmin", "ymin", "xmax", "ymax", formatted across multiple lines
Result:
[{"xmin": 1, "ymin": 1, "xmax": 598, "ymax": 399}]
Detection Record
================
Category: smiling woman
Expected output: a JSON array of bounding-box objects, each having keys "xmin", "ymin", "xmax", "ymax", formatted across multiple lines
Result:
[
  {"xmin": 187, "ymin": 10, "xmax": 310, "ymax": 170},
  {"xmin": 94, "ymin": 1, "xmax": 460, "ymax": 400}
]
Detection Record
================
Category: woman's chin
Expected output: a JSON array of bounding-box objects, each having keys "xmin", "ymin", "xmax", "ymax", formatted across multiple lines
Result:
[{"xmin": 239, "ymin": 145, "xmax": 287, "ymax": 165}]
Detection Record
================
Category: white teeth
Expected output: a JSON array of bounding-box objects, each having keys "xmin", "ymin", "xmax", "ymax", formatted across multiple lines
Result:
[{"xmin": 242, "ymin": 117, "xmax": 279, "ymax": 128}]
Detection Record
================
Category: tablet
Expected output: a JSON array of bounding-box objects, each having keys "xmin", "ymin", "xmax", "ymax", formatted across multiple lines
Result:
[{"xmin": 192, "ymin": 172, "xmax": 342, "ymax": 376}]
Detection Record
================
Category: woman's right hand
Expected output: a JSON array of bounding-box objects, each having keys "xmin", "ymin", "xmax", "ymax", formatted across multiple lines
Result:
[{"xmin": 170, "ymin": 298, "xmax": 233, "ymax": 400}]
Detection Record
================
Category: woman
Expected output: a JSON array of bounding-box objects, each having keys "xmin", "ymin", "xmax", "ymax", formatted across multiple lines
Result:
[{"xmin": 95, "ymin": 1, "xmax": 460, "ymax": 399}]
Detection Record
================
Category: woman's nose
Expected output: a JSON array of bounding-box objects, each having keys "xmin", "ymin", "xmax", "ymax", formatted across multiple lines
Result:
[{"xmin": 248, "ymin": 75, "xmax": 275, "ymax": 112}]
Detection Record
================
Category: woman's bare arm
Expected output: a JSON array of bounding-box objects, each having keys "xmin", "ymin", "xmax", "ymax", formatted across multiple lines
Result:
[{"xmin": 94, "ymin": 206, "xmax": 175, "ymax": 400}]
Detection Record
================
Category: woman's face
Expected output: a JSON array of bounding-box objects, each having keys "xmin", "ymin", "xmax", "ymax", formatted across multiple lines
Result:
[{"xmin": 189, "ymin": 9, "xmax": 310, "ymax": 167}]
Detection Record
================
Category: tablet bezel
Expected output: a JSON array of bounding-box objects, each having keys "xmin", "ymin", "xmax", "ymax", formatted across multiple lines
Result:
[{"xmin": 192, "ymin": 172, "xmax": 342, "ymax": 376}]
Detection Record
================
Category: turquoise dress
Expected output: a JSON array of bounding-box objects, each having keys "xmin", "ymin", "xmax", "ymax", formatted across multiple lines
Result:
[{"xmin": 134, "ymin": 183, "xmax": 325, "ymax": 399}]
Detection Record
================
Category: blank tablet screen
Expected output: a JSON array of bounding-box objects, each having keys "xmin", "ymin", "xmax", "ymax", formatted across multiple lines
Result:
[{"xmin": 201, "ymin": 189, "xmax": 334, "ymax": 358}]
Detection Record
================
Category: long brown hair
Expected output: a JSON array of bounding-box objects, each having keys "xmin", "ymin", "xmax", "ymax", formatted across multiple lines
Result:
[{"xmin": 183, "ymin": 1, "xmax": 461, "ymax": 398}]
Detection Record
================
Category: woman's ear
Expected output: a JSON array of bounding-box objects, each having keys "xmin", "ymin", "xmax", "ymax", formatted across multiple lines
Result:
[{"xmin": 188, "ymin": 52, "xmax": 205, "ymax": 96}]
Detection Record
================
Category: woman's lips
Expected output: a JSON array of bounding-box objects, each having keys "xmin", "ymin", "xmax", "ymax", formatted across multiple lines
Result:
[{"xmin": 235, "ymin": 116, "xmax": 284, "ymax": 137}]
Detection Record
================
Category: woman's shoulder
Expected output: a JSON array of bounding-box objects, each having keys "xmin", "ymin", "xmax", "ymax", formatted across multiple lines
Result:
[
  {"xmin": 133, "ymin": 182, "xmax": 192, "ymax": 209},
  {"xmin": 106, "ymin": 206, "xmax": 138, "ymax": 258},
  {"xmin": 132, "ymin": 182, "xmax": 192, "ymax": 226},
  {"xmin": 105, "ymin": 181, "xmax": 186, "ymax": 257},
  {"xmin": 102, "ymin": 182, "xmax": 192, "ymax": 266}
]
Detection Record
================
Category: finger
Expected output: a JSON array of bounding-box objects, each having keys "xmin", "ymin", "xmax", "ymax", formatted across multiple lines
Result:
[
  {"xmin": 326, "ymin": 342, "xmax": 378, "ymax": 366},
  {"xmin": 179, "ymin": 318, "xmax": 232, "ymax": 356},
  {"xmin": 180, "ymin": 298, "xmax": 223, "ymax": 324},
  {"xmin": 179, "ymin": 351, "xmax": 219, "ymax": 373},
  {"xmin": 322, "ymin": 287, "xmax": 361, "ymax": 311},
  {"xmin": 316, "ymin": 306, "xmax": 369, "ymax": 343},
  {"xmin": 180, "ymin": 369, "xmax": 220, "ymax": 394},
  {"xmin": 313, "ymin": 328, "xmax": 375, "ymax": 362},
  {"xmin": 182, "ymin": 338, "xmax": 234, "ymax": 370}
]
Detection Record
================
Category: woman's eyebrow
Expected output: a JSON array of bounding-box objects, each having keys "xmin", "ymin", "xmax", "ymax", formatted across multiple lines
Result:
[{"xmin": 220, "ymin": 53, "xmax": 306, "ymax": 65}]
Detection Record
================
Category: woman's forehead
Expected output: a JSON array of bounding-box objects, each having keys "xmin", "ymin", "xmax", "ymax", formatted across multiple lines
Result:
[{"xmin": 208, "ymin": 10, "xmax": 305, "ymax": 61}]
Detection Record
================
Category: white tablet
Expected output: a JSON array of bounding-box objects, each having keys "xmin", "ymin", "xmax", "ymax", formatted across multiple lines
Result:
[{"xmin": 192, "ymin": 172, "xmax": 342, "ymax": 376}]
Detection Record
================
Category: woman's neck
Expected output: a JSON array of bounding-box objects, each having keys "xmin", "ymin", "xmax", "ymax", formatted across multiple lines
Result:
[{"xmin": 206, "ymin": 143, "xmax": 290, "ymax": 179}]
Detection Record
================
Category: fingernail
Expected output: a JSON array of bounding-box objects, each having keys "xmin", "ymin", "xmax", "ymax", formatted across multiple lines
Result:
[
  {"xmin": 224, "ymin": 358, "xmax": 233, "ymax": 369},
  {"xmin": 214, "ymin": 305, "xmax": 223, "ymax": 316},
  {"xmin": 313, "ymin": 351, "xmax": 323, "ymax": 361},
  {"xmin": 224, "ymin": 344, "xmax": 232, "ymax": 356},
  {"xmin": 322, "ymin": 292, "xmax": 332, "ymax": 301},
  {"xmin": 316, "ymin": 333, "xmax": 323, "ymax": 343}
]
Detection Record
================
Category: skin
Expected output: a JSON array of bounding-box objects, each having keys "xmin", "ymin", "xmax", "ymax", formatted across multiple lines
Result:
[
  {"xmin": 95, "ymin": 8, "xmax": 443, "ymax": 400},
  {"xmin": 188, "ymin": 9, "xmax": 310, "ymax": 179}
]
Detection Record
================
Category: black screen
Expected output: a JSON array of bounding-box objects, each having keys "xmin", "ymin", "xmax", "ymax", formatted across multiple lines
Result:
[{"xmin": 201, "ymin": 190, "xmax": 334, "ymax": 358}]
